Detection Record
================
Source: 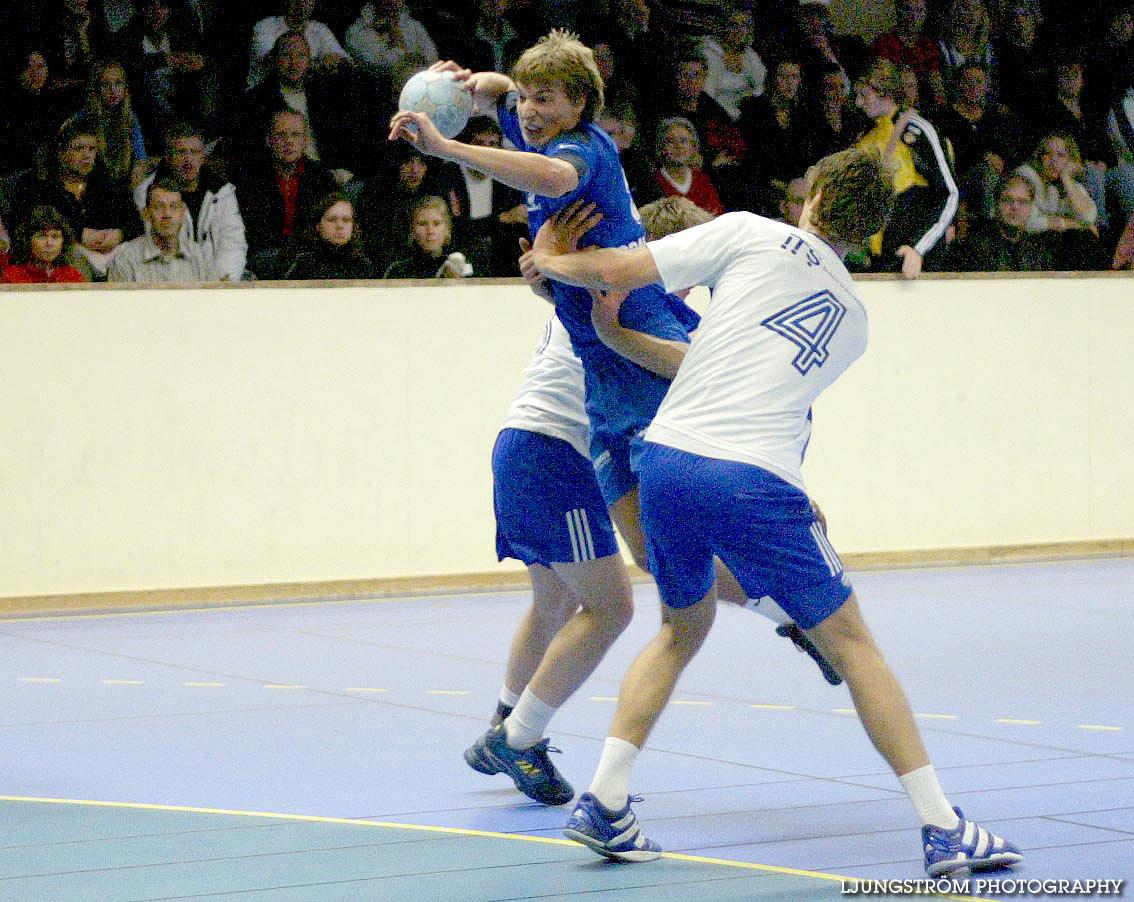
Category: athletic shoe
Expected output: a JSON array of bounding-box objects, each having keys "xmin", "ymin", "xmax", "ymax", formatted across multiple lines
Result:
[
  {"xmin": 776, "ymin": 623, "xmax": 843, "ymax": 685},
  {"xmin": 923, "ymin": 807, "xmax": 1024, "ymax": 876},
  {"xmin": 563, "ymin": 792, "xmax": 662, "ymax": 862},
  {"xmin": 478, "ymin": 726, "xmax": 574, "ymax": 805},
  {"xmin": 463, "ymin": 730, "xmax": 502, "ymax": 776}
]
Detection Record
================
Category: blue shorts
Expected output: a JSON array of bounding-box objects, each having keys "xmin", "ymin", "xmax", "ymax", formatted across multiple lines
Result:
[
  {"xmin": 638, "ymin": 443, "xmax": 853, "ymax": 628},
  {"xmin": 589, "ymin": 425, "xmax": 647, "ymax": 506},
  {"xmin": 493, "ymin": 428, "xmax": 619, "ymax": 568}
]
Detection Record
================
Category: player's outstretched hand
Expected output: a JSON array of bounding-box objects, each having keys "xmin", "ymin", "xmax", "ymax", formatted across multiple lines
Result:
[{"xmin": 388, "ymin": 110, "xmax": 447, "ymax": 156}]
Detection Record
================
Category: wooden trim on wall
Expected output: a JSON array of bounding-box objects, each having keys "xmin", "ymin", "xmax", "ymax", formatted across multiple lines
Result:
[{"xmin": 2, "ymin": 539, "xmax": 1131, "ymax": 619}]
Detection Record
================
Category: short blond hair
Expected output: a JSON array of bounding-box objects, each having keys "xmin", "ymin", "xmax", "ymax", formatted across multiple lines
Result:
[
  {"xmin": 805, "ymin": 147, "xmax": 895, "ymax": 244},
  {"xmin": 511, "ymin": 30, "xmax": 605, "ymax": 121},
  {"xmin": 639, "ymin": 196, "xmax": 715, "ymax": 240}
]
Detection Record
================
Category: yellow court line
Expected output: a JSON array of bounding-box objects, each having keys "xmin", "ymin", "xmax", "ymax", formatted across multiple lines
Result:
[
  {"xmin": 1077, "ymin": 724, "xmax": 1122, "ymax": 732},
  {"xmin": 0, "ymin": 795, "xmax": 994, "ymax": 901},
  {"xmin": 915, "ymin": 713, "xmax": 960, "ymax": 720},
  {"xmin": 996, "ymin": 718, "xmax": 1041, "ymax": 726},
  {"xmin": 18, "ymin": 677, "xmax": 63, "ymax": 683},
  {"xmin": 587, "ymin": 696, "xmax": 618, "ymax": 702}
]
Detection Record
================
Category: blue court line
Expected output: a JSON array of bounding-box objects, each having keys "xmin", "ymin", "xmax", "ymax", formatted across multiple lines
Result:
[{"xmin": 0, "ymin": 796, "xmax": 993, "ymax": 902}]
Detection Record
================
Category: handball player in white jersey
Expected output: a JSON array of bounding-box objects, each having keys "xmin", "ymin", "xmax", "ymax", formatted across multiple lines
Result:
[{"xmin": 524, "ymin": 147, "xmax": 1023, "ymax": 877}]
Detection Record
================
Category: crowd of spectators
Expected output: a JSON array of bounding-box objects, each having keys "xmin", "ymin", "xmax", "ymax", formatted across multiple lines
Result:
[{"xmin": 2, "ymin": 0, "xmax": 1134, "ymax": 284}]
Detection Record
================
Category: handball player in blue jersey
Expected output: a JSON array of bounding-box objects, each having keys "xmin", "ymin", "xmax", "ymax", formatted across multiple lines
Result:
[{"xmin": 389, "ymin": 32, "xmax": 836, "ymax": 807}]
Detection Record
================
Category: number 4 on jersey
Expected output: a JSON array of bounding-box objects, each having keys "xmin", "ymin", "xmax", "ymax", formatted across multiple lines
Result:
[{"xmin": 761, "ymin": 290, "xmax": 847, "ymax": 375}]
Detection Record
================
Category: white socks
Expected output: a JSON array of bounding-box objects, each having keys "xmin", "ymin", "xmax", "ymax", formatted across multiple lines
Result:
[
  {"xmin": 588, "ymin": 736, "xmax": 640, "ymax": 811},
  {"xmin": 498, "ymin": 686, "xmax": 522, "ymax": 709},
  {"xmin": 741, "ymin": 595, "xmax": 793, "ymax": 626},
  {"xmin": 503, "ymin": 689, "xmax": 557, "ymax": 749},
  {"xmin": 900, "ymin": 764, "xmax": 961, "ymax": 829}
]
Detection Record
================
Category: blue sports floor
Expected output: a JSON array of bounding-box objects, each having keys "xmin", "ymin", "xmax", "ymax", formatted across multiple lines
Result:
[{"xmin": 1, "ymin": 558, "xmax": 1131, "ymax": 901}]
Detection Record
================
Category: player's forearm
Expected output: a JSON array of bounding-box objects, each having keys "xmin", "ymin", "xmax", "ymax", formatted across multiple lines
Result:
[
  {"xmin": 593, "ymin": 321, "xmax": 687, "ymax": 380},
  {"xmin": 533, "ymin": 245, "xmax": 660, "ymax": 293},
  {"xmin": 440, "ymin": 141, "xmax": 577, "ymax": 196}
]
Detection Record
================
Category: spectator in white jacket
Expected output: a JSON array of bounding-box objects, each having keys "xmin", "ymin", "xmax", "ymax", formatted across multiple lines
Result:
[
  {"xmin": 700, "ymin": 7, "xmax": 766, "ymax": 121},
  {"xmin": 133, "ymin": 122, "xmax": 248, "ymax": 281},
  {"xmin": 345, "ymin": 0, "xmax": 437, "ymax": 97},
  {"xmin": 247, "ymin": 0, "xmax": 350, "ymax": 89}
]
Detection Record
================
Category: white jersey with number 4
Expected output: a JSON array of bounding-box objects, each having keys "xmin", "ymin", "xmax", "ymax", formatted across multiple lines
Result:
[
  {"xmin": 501, "ymin": 314, "xmax": 591, "ymax": 459},
  {"xmin": 644, "ymin": 212, "xmax": 868, "ymax": 493}
]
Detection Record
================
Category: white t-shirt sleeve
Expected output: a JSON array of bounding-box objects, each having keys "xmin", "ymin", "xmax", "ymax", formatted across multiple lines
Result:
[{"xmin": 648, "ymin": 211, "xmax": 754, "ymax": 294}]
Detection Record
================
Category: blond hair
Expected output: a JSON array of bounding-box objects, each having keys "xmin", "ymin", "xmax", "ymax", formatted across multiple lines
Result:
[
  {"xmin": 805, "ymin": 147, "xmax": 895, "ymax": 244},
  {"xmin": 511, "ymin": 30, "xmax": 605, "ymax": 121},
  {"xmin": 639, "ymin": 196, "xmax": 715, "ymax": 240}
]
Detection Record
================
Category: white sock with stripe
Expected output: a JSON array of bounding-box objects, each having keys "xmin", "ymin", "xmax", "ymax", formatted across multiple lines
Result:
[
  {"xmin": 504, "ymin": 689, "xmax": 557, "ymax": 749},
  {"xmin": 900, "ymin": 764, "xmax": 961, "ymax": 829},
  {"xmin": 588, "ymin": 736, "xmax": 639, "ymax": 811},
  {"xmin": 740, "ymin": 595, "xmax": 792, "ymax": 625}
]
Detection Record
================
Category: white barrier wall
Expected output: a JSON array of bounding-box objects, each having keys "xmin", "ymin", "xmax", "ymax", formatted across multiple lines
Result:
[{"xmin": 1, "ymin": 275, "xmax": 1132, "ymax": 600}]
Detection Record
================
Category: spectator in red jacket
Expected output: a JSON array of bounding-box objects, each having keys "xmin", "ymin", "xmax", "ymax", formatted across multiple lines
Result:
[{"xmin": 2, "ymin": 204, "xmax": 86, "ymax": 283}]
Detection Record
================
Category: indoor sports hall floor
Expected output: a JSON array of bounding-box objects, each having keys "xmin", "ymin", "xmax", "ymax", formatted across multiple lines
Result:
[{"xmin": 1, "ymin": 557, "xmax": 1130, "ymax": 901}]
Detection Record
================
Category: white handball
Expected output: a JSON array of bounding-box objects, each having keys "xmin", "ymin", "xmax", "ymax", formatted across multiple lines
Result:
[{"xmin": 398, "ymin": 69, "xmax": 473, "ymax": 139}]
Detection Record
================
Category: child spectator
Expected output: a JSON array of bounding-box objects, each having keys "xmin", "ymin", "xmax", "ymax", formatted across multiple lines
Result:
[
  {"xmin": 356, "ymin": 141, "xmax": 455, "ymax": 272},
  {"xmin": 82, "ymin": 60, "xmax": 150, "ymax": 188},
  {"xmin": 383, "ymin": 194, "xmax": 475, "ymax": 278},
  {"xmin": 283, "ymin": 192, "xmax": 378, "ymax": 279},
  {"xmin": 650, "ymin": 117, "xmax": 725, "ymax": 216},
  {"xmin": 1014, "ymin": 131, "xmax": 1104, "ymax": 267},
  {"xmin": 2, "ymin": 204, "xmax": 86, "ymax": 283}
]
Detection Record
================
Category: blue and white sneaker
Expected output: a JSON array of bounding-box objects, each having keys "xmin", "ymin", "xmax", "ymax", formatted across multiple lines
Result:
[
  {"xmin": 478, "ymin": 726, "xmax": 574, "ymax": 805},
  {"xmin": 923, "ymin": 808, "xmax": 1023, "ymax": 876},
  {"xmin": 564, "ymin": 792, "xmax": 662, "ymax": 862},
  {"xmin": 463, "ymin": 731, "xmax": 502, "ymax": 776}
]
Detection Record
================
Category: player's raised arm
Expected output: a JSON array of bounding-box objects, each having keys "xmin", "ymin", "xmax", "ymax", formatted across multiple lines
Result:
[{"xmin": 388, "ymin": 110, "xmax": 579, "ymax": 197}]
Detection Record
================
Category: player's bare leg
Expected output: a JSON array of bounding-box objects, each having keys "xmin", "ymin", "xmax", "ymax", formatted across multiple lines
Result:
[
  {"xmin": 470, "ymin": 553, "xmax": 633, "ymax": 805},
  {"xmin": 562, "ymin": 586, "xmax": 716, "ymax": 861},
  {"xmin": 608, "ymin": 587, "xmax": 717, "ymax": 748},
  {"xmin": 803, "ymin": 593, "xmax": 927, "ymax": 774}
]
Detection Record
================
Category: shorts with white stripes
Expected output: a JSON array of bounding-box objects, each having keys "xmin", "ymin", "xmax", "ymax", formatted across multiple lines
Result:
[
  {"xmin": 492, "ymin": 428, "xmax": 619, "ymax": 568},
  {"xmin": 638, "ymin": 442, "xmax": 852, "ymax": 627}
]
